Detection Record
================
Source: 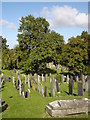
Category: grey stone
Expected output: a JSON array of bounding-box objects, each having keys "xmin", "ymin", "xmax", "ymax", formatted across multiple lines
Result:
[
  {"xmin": 78, "ymin": 82, "xmax": 83, "ymax": 96},
  {"xmin": 46, "ymin": 98, "xmax": 89, "ymax": 117}
]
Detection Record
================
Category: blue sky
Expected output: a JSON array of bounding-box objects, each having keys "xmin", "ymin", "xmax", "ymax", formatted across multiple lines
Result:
[{"xmin": 1, "ymin": 2, "xmax": 88, "ymax": 48}]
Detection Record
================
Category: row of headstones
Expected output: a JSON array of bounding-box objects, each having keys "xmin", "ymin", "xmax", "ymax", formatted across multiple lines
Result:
[
  {"xmin": 69, "ymin": 76, "xmax": 90, "ymax": 96},
  {"xmin": 12, "ymin": 70, "xmax": 60, "ymax": 98}
]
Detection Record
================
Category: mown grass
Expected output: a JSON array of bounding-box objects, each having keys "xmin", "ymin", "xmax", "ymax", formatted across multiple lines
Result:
[{"xmin": 1, "ymin": 69, "xmax": 89, "ymax": 118}]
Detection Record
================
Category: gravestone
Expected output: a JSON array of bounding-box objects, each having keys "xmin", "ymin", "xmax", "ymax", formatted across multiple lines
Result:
[
  {"xmin": 42, "ymin": 74, "xmax": 44, "ymax": 81},
  {"xmin": 50, "ymin": 73, "xmax": 52, "ymax": 83},
  {"xmin": 67, "ymin": 75, "xmax": 69, "ymax": 83},
  {"xmin": 29, "ymin": 80, "xmax": 32, "ymax": 88},
  {"xmin": 16, "ymin": 78, "xmax": 19, "ymax": 90},
  {"xmin": 13, "ymin": 68, "xmax": 16, "ymax": 73},
  {"xmin": 12, "ymin": 76, "xmax": 15, "ymax": 86},
  {"xmin": 76, "ymin": 75, "xmax": 79, "ymax": 82},
  {"xmin": 25, "ymin": 75, "xmax": 27, "ymax": 84},
  {"xmin": 51, "ymin": 80, "xmax": 55, "ymax": 97},
  {"xmin": 78, "ymin": 82, "xmax": 83, "ymax": 96},
  {"xmin": 28, "ymin": 74, "xmax": 30, "ymax": 88},
  {"xmin": 17, "ymin": 70, "xmax": 20, "ymax": 75},
  {"xmin": 41, "ymin": 84, "xmax": 44, "ymax": 97},
  {"xmin": 22, "ymin": 91, "xmax": 25, "ymax": 98},
  {"xmin": 61, "ymin": 74, "xmax": 64, "ymax": 83},
  {"xmin": 38, "ymin": 75, "xmax": 40, "ymax": 83},
  {"xmin": 81, "ymin": 74, "xmax": 85, "ymax": 84},
  {"xmin": 38, "ymin": 84, "xmax": 40, "ymax": 94},
  {"xmin": 45, "ymin": 86, "xmax": 47, "ymax": 97},
  {"xmin": 45, "ymin": 74, "xmax": 47, "ymax": 82},
  {"xmin": 69, "ymin": 76, "xmax": 73, "ymax": 95},
  {"xmin": 56, "ymin": 80, "xmax": 60, "ymax": 92},
  {"xmin": 22, "ymin": 81, "xmax": 26, "ymax": 97},
  {"xmin": 19, "ymin": 83, "xmax": 21, "ymax": 96},
  {"xmin": 27, "ymin": 89, "xmax": 30, "ymax": 98},
  {"xmin": 86, "ymin": 81, "xmax": 88, "ymax": 92}
]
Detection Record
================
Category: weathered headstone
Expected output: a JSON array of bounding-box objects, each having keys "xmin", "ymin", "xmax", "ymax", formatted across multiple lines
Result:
[
  {"xmin": 61, "ymin": 74, "xmax": 64, "ymax": 83},
  {"xmin": 38, "ymin": 84, "xmax": 40, "ymax": 94},
  {"xmin": 86, "ymin": 81, "xmax": 88, "ymax": 92},
  {"xmin": 67, "ymin": 74, "xmax": 69, "ymax": 83},
  {"xmin": 38, "ymin": 75, "xmax": 40, "ymax": 83},
  {"xmin": 12, "ymin": 76, "xmax": 15, "ymax": 86},
  {"xmin": 51, "ymin": 80, "xmax": 55, "ymax": 97},
  {"xmin": 78, "ymin": 82, "xmax": 83, "ymax": 96},
  {"xmin": 42, "ymin": 74, "xmax": 44, "ymax": 81},
  {"xmin": 56, "ymin": 80, "xmax": 60, "ymax": 92},
  {"xmin": 29, "ymin": 80, "xmax": 32, "ymax": 88},
  {"xmin": 28, "ymin": 74, "xmax": 30, "ymax": 88},
  {"xmin": 25, "ymin": 75, "xmax": 27, "ymax": 84},
  {"xmin": 27, "ymin": 89, "xmax": 30, "ymax": 98},
  {"xmin": 76, "ymin": 75, "xmax": 79, "ymax": 82},
  {"xmin": 45, "ymin": 86, "xmax": 47, "ymax": 97},
  {"xmin": 13, "ymin": 68, "xmax": 16, "ymax": 73},
  {"xmin": 50, "ymin": 73, "xmax": 52, "ymax": 83},
  {"xmin": 69, "ymin": 76, "xmax": 73, "ymax": 95},
  {"xmin": 41, "ymin": 84, "xmax": 44, "ymax": 97},
  {"xmin": 45, "ymin": 74, "xmax": 47, "ymax": 82},
  {"xmin": 22, "ymin": 81, "xmax": 26, "ymax": 97},
  {"xmin": 16, "ymin": 78, "xmax": 19, "ymax": 90}
]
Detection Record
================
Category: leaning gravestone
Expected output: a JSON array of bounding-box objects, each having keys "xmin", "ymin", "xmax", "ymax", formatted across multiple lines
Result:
[
  {"xmin": 78, "ymin": 81, "xmax": 83, "ymax": 96},
  {"xmin": 69, "ymin": 76, "xmax": 73, "ymax": 95}
]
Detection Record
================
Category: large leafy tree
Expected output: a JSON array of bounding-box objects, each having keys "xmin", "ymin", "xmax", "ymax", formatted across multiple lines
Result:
[{"xmin": 61, "ymin": 31, "xmax": 88, "ymax": 75}]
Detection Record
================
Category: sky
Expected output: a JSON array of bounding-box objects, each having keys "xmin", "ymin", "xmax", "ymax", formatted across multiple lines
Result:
[{"xmin": 1, "ymin": 2, "xmax": 88, "ymax": 48}]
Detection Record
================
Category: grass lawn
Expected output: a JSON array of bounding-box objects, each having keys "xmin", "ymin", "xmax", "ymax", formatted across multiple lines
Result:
[{"xmin": 1, "ymin": 69, "xmax": 89, "ymax": 118}]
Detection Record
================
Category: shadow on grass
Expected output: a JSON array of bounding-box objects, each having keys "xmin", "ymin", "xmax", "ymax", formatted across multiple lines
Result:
[
  {"xmin": 64, "ymin": 91, "xmax": 77, "ymax": 96},
  {"xmin": 0, "ymin": 101, "xmax": 8, "ymax": 113}
]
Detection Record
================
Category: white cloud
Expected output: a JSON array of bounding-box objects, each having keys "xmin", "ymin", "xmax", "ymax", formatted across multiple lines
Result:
[
  {"xmin": 40, "ymin": 5, "xmax": 88, "ymax": 29},
  {"xmin": 0, "ymin": 19, "xmax": 16, "ymax": 29}
]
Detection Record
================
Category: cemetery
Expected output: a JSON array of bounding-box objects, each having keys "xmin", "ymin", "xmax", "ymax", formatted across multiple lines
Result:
[
  {"xmin": 0, "ymin": 5, "xmax": 90, "ymax": 118},
  {"xmin": 0, "ymin": 63, "xmax": 90, "ymax": 118}
]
